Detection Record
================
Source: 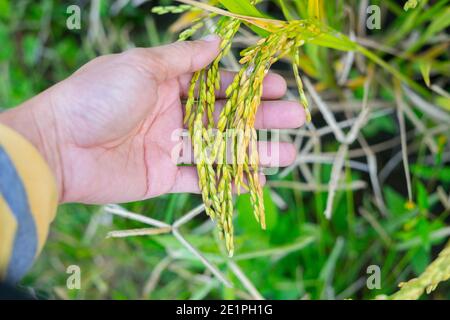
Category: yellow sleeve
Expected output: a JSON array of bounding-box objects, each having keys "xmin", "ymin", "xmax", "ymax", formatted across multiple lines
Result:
[{"xmin": 0, "ymin": 123, "xmax": 58, "ymax": 283}]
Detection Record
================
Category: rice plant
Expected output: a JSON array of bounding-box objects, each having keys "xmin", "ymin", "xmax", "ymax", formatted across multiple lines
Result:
[
  {"xmin": 154, "ymin": 0, "xmax": 430, "ymax": 257},
  {"xmin": 147, "ymin": 0, "xmax": 450, "ymax": 298}
]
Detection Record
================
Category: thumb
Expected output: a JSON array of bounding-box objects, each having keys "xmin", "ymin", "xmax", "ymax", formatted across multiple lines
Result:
[{"xmin": 150, "ymin": 35, "xmax": 221, "ymax": 80}]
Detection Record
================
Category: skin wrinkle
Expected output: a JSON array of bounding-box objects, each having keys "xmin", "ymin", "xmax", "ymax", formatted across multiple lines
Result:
[
  {"xmin": 119, "ymin": 60, "xmax": 157, "ymax": 87},
  {"xmin": 171, "ymin": 167, "xmax": 184, "ymax": 194},
  {"xmin": 177, "ymin": 74, "xmax": 193, "ymax": 99},
  {"xmin": 73, "ymin": 54, "xmax": 117, "ymax": 76},
  {"xmin": 184, "ymin": 46, "xmax": 196, "ymax": 77},
  {"xmin": 142, "ymin": 135, "xmax": 151, "ymax": 198},
  {"xmin": 137, "ymin": 85, "xmax": 171, "ymax": 198},
  {"xmin": 163, "ymin": 42, "xmax": 195, "ymax": 78},
  {"xmin": 145, "ymin": 51, "xmax": 171, "ymax": 83},
  {"xmin": 146, "ymin": 141, "xmax": 175, "ymax": 197},
  {"xmin": 130, "ymin": 74, "xmax": 179, "ymax": 199},
  {"xmin": 260, "ymin": 101, "xmax": 266, "ymax": 129},
  {"xmin": 119, "ymin": 118, "xmax": 152, "ymax": 174},
  {"xmin": 41, "ymin": 91, "xmax": 66, "ymax": 202},
  {"xmin": 139, "ymin": 118, "xmax": 156, "ymax": 199},
  {"xmin": 143, "ymin": 102, "xmax": 180, "ymax": 197},
  {"xmin": 123, "ymin": 133, "xmax": 136, "ymax": 173}
]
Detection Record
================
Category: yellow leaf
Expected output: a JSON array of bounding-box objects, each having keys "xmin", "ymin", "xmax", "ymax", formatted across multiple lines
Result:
[
  {"xmin": 418, "ymin": 60, "xmax": 431, "ymax": 87},
  {"xmin": 307, "ymin": 0, "xmax": 324, "ymax": 20},
  {"xmin": 176, "ymin": 0, "xmax": 284, "ymax": 31},
  {"xmin": 170, "ymin": 11, "xmax": 206, "ymax": 33}
]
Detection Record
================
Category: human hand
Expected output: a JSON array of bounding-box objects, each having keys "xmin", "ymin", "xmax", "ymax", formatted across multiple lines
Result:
[{"xmin": 0, "ymin": 36, "xmax": 305, "ymax": 204}]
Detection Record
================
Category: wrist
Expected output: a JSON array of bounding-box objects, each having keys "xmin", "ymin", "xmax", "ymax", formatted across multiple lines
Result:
[{"xmin": 0, "ymin": 92, "xmax": 65, "ymax": 202}]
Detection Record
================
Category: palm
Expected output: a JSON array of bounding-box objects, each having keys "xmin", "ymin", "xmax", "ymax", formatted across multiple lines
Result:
[{"xmin": 54, "ymin": 56, "xmax": 187, "ymax": 204}]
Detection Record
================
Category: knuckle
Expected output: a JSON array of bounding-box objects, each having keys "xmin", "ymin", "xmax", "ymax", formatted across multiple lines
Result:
[
  {"xmin": 121, "ymin": 48, "xmax": 162, "ymax": 76},
  {"xmin": 148, "ymin": 51, "xmax": 169, "ymax": 76},
  {"xmin": 172, "ymin": 40, "xmax": 190, "ymax": 54},
  {"xmin": 124, "ymin": 47, "xmax": 147, "ymax": 60},
  {"xmin": 171, "ymin": 41, "xmax": 195, "ymax": 69}
]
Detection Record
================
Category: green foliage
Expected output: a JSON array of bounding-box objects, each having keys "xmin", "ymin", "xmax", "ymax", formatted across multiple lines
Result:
[{"xmin": 218, "ymin": 0, "xmax": 265, "ymax": 18}]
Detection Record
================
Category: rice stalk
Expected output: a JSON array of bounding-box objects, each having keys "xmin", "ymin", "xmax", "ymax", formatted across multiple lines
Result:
[
  {"xmin": 404, "ymin": 0, "xmax": 420, "ymax": 11},
  {"xmin": 151, "ymin": 4, "xmax": 192, "ymax": 15},
  {"xmin": 388, "ymin": 240, "xmax": 450, "ymax": 300},
  {"xmin": 177, "ymin": 7, "xmax": 327, "ymax": 256},
  {"xmin": 173, "ymin": 0, "xmax": 429, "ymax": 257}
]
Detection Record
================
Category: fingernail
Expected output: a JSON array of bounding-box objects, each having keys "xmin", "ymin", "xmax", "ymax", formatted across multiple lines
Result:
[{"xmin": 201, "ymin": 34, "xmax": 220, "ymax": 42}]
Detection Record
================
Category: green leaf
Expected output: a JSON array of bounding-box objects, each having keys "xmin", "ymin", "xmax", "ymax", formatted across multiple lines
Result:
[
  {"xmin": 416, "ymin": 181, "xmax": 429, "ymax": 214},
  {"xmin": 263, "ymin": 188, "xmax": 278, "ymax": 229},
  {"xmin": 411, "ymin": 246, "xmax": 430, "ymax": 275},
  {"xmin": 412, "ymin": 164, "xmax": 450, "ymax": 183},
  {"xmin": 408, "ymin": 7, "xmax": 450, "ymax": 53},
  {"xmin": 384, "ymin": 187, "xmax": 407, "ymax": 216},
  {"xmin": 236, "ymin": 188, "xmax": 278, "ymax": 233},
  {"xmin": 362, "ymin": 114, "xmax": 396, "ymax": 137},
  {"xmin": 422, "ymin": 7, "xmax": 450, "ymax": 39},
  {"xmin": 310, "ymin": 32, "xmax": 357, "ymax": 51},
  {"xmin": 319, "ymin": 237, "xmax": 345, "ymax": 298},
  {"xmin": 418, "ymin": 60, "xmax": 431, "ymax": 87},
  {"xmin": 218, "ymin": 0, "xmax": 266, "ymax": 18},
  {"xmin": 357, "ymin": 45, "xmax": 428, "ymax": 96},
  {"xmin": 307, "ymin": 0, "xmax": 323, "ymax": 20},
  {"xmin": 277, "ymin": 0, "xmax": 296, "ymax": 21},
  {"xmin": 218, "ymin": 0, "xmax": 271, "ymax": 37},
  {"xmin": 417, "ymin": 217, "xmax": 431, "ymax": 251},
  {"xmin": 436, "ymin": 96, "xmax": 450, "ymax": 111},
  {"xmin": 0, "ymin": 0, "xmax": 10, "ymax": 20},
  {"xmin": 236, "ymin": 193, "xmax": 259, "ymax": 233}
]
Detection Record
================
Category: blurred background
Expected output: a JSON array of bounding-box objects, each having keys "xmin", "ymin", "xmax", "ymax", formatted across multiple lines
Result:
[{"xmin": 1, "ymin": 0, "xmax": 449, "ymax": 299}]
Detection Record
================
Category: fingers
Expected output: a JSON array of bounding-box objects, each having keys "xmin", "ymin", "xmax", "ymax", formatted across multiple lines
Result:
[
  {"xmin": 179, "ymin": 71, "xmax": 287, "ymax": 99},
  {"xmin": 177, "ymin": 140, "xmax": 297, "ymax": 168},
  {"xmin": 186, "ymin": 100, "xmax": 305, "ymax": 130},
  {"xmin": 148, "ymin": 36, "xmax": 221, "ymax": 80},
  {"xmin": 170, "ymin": 166, "xmax": 200, "ymax": 193},
  {"xmin": 218, "ymin": 71, "xmax": 287, "ymax": 99},
  {"xmin": 253, "ymin": 101, "xmax": 305, "ymax": 129},
  {"xmin": 170, "ymin": 167, "xmax": 267, "ymax": 194},
  {"xmin": 214, "ymin": 100, "xmax": 306, "ymax": 129},
  {"xmin": 232, "ymin": 174, "xmax": 266, "ymax": 194},
  {"xmin": 257, "ymin": 141, "xmax": 297, "ymax": 167}
]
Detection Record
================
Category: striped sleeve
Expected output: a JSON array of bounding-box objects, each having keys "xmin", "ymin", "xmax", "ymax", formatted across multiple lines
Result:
[{"xmin": 0, "ymin": 123, "xmax": 58, "ymax": 283}]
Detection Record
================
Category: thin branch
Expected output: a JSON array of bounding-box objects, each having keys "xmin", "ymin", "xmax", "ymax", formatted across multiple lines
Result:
[
  {"xmin": 402, "ymin": 85, "xmax": 450, "ymax": 124},
  {"xmin": 304, "ymin": 77, "xmax": 347, "ymax": 143},
  {"xmin": 268, "ymin": 180, "xmax": 367, "ymax": 192},
  {"xmin": 104, "ymin": 204, "xmax": 171, "ymax": 228},
  {"xmin": 173, "ymin": 204, "xmax": 205, "ymax": 228},
  {"xmin": 106, "ymin": 227, "xmax": 172, "ymax": 238},
  {"xmin": 141, "ymin": 256, "xmax": 173, "ymax": 298},
  {"xmin": 172, "ymin": 228, "xmax": 232, "ymax": 288},
  {"xmin": 325, "ymin": 144, "xmax": 348, "ymax": 219},
  {"xmin": 395, "ymin": 82, "xmax": 414, "ymax": 203}
]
